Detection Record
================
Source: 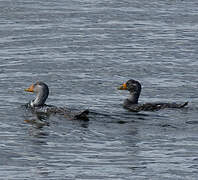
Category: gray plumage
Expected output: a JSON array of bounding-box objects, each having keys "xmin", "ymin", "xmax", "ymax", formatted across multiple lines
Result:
[{"xmin": 25, "ymin": 81, "xmax": 89, "ymax": 120}]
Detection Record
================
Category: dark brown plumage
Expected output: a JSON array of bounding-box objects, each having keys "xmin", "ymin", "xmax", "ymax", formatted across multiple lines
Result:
[{"xmin": 118, "ymin": 79, "xmax": 188, "ymax": 112}]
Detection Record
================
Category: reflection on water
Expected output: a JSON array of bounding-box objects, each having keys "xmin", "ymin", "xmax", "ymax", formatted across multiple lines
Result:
[
  {"xmin": 24, "ymin": 108, "xmax": 90, "ymax": 138},
  {"xmin": 0, "ymin": 0, "xmax": 198, "ymax": 179}
]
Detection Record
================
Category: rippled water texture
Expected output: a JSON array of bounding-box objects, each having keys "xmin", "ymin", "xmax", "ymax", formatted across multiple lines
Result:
[{"xmin": 0, "ymin": 0, "xmax": 198, "ymax": 179}]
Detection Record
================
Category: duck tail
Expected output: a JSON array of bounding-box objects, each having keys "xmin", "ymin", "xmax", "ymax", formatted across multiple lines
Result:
[
  {"xmin": 75, "ymin": 109, "xmax": 89, "ymax": 120},
  {"xmin": 180, "ymin": 101, "xmax": 188, "ymax": 108}
]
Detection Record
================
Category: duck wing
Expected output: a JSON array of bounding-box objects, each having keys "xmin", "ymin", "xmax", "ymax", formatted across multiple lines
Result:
[
  {"xmin": 126, "ymin": 102, "xmax": 188, "ymax": 112},
  {"xmin": 47, "ymin": 107, "xmax": 89, "ymax": 120},
  {"xmin": 26, "ymin": 104, "xmax": 89, "ymax": 120}
]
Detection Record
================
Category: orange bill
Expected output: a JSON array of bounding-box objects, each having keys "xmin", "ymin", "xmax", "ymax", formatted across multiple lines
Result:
[
  {"xmin": 24, "ymin": 84, "xmax": 34, "ymax": 92},
  {"xmin": 118, "ymin": 83, "xmax": 127, "ymax": 90}
]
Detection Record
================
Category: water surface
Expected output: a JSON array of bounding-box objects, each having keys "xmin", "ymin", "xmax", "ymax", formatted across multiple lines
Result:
[{"xmin": 0, "ymin": 0, "xmax": 198, "ymax": 179}]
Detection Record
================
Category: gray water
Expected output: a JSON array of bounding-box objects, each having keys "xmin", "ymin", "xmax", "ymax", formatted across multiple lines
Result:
[{"xmin": 0, "ymin": 0, "xmax": 198, "ymax": 179}]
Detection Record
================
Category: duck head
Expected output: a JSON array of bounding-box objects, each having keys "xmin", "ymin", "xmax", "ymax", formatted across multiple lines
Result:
[
  {"xmin": 25, "ymin": 81, "xmax": 49, "ymax": 107},
  {"xmin": 118, "ymin": 79, "xmax": 142, "ymax": 104}
]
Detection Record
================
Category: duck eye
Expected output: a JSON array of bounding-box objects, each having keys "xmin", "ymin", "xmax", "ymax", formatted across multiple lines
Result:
[{"xmin": 131, "ymin": 84, "xmax": 138, "ymax": 90}]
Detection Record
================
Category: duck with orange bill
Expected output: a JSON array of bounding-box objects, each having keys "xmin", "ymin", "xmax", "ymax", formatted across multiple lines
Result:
[
  {"xmin": 118, "ymin": 79, "xmax": 188, "ymax": 112},
  {"xmin": 24, "ymin": 81, "xmax": 89, "ymax": 120}
]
